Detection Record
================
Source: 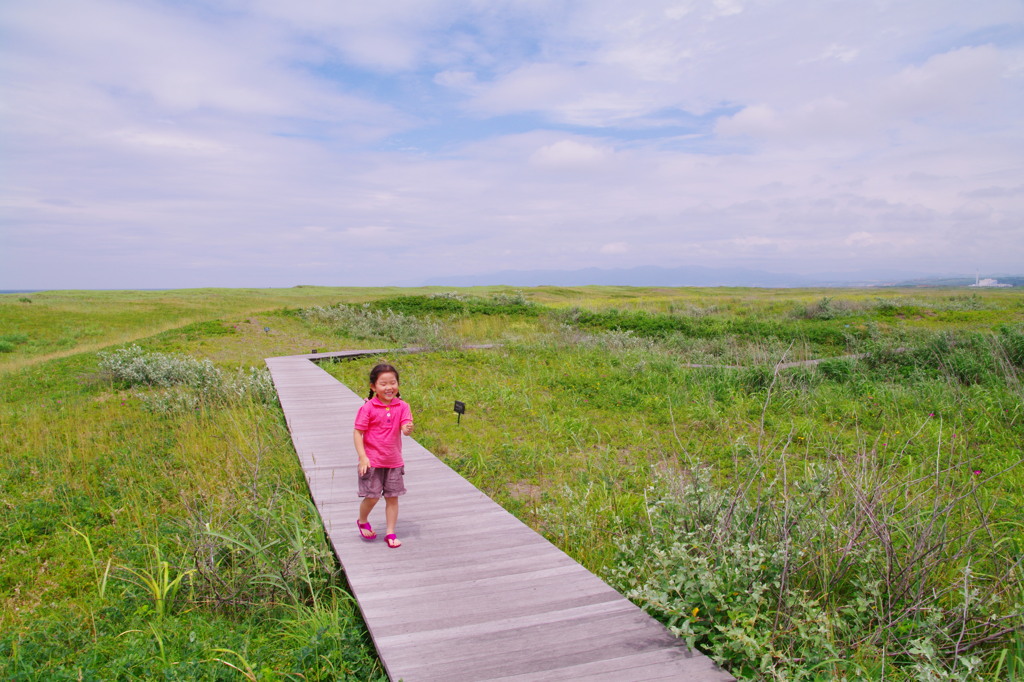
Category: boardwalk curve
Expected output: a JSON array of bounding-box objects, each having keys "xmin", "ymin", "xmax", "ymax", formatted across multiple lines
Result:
[{"xmin": 267, "ymin": 350, "xmax": 734, "ymax": 681}]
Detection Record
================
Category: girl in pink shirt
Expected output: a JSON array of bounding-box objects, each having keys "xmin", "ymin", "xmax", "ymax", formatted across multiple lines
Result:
[{"xmin": 354, "ymin": 363, "xmax": 414, "ymax": 548}]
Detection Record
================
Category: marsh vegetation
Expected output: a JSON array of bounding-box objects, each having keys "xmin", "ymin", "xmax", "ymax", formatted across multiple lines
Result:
[{"xmin": 2, "ymin": 286, "xmax": 1022, "ymax": 680}]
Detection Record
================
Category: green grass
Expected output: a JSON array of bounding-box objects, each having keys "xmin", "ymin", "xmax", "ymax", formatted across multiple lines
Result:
[
  {"xmin": 0, "ymin": 298, "xmax": 389, "ymax": 680},
  {"xmin": 2, "ymin": 285, "xmax": 1022, "ymax": 680},
  {"xmin": 0, "ymin": 286, "xmax": 480, "ymax": 372},
  {"xmin": 319, "ymin": 289, "xmax": 1024, "ymax": 680}
]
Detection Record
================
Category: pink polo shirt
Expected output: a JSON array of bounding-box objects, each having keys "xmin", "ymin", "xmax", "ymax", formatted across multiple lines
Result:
[{"xmin": 354, "ymin": 396, "xmax": 412, "ymax": 468}]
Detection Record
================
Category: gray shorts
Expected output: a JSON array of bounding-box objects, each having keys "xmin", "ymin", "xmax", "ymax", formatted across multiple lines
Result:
[{"xmin": 358, "ymin": 466, "xmax": 406, "ymax": 498}]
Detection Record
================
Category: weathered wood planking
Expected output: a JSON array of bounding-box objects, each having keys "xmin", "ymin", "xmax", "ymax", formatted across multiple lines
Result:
[{"xmin": 267, "ymin": 352, "xmax": 734, "ymax": 682}]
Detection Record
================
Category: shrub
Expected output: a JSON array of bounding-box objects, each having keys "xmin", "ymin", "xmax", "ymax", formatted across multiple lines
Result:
[
  {"xmin": 557, "ymin": 307, "xmax": 850, "ymax": 351},
  {"xmin": 183, "ymin": 490, "xmax": 338, "ymax": 611},
  {"xmin": 97, "ymin": 345, "xmax": 276, "ymax": 412},
  {"xmin": 942, "ymin": 295, "xmax": 985, "ymax": 311},
  {"xmin": 488, "ymin": 290, "xmax": 532, "ymax": 307},
  {"xmin": 429, "ymin": 291, "xmax": 468, "ymax": 301},
  {"xmin": 98, "ymin": 345, "xmax": 222, "ymax": 390},
  {"xmin": 668, "ymin": 302, "xmax": 720, "ymax": 317},
  {"xmin": 998, "ymin": 324, "xmax": 1024, "ymax": 368},
  {"xmin": 0, "ymin": 332, "xmax": 29, "ymax": 352},
  {"xmin": 795, "ymin": 296, "xmax": 864, "ymax": 320},
  {"xmin": 874, "ymin": 298, "xmax": 923, "ymax": 318},
  {"xmin": 608, "ymin": 451, "xmax": 1022, "ymax": 681},
  {"xmin": 860, "ymin": 329, "xmax": 1021, "ymax": 386},
  {"xmin": 299, "ymin": 303, "xmax": 457, "ymax": 348},
  {"xmin": 739, "ymin": 365, "xmax": 774, "ymax": 391},
  {"xmin": 550, "ymin": 325, "xmax": 655, "ymax": 353},
  {"xmin": 368, "ymin": 293, "xmax": 539, "ymax": 317},
  {"xmin": 818, "ymin": 357, "xmax": 855, "ymax": 382}
]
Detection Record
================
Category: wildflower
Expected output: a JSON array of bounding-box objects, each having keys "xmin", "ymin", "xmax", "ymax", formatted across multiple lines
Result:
[
  {"xmin": 972, "ymin": 469, "xmax": 982, "ymax": 475},
  {"xmin": 692, "ymin": 607, "xmax": 700, "ymax": 618}
]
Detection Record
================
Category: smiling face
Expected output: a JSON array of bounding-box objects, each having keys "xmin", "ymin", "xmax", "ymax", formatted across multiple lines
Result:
[{"xmin": 371, "ymin": 371, "xmax": 399, "ymax": 404}]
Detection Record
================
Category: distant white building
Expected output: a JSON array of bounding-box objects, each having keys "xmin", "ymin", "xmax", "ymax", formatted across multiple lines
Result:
[{"xmin": 970, "ymin": 277, "xmax": 1013, "ymax": 288}]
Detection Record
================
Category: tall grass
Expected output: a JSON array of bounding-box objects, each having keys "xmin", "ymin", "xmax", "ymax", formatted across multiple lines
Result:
[
  {"xmin": 3, "ymin": 285, "xmax": 1021, "ymax": 680},
  {"xmin": 0, "ymin": 346, "xmax": 384, "ymax": 680},
  {"xmin": 608, "ymin": 431, "xmax": 1022, "ymax": 680},
  {"xmin": 323, "ymin": 295, "xmax": 1024, "ymax": 679},
  {"xmin": 300, "ymin": 303, "xmax": 459, "ymax": 349},
  {"xmin": 0, "ymin": 285, "xmax": 460, "ymax": 373}
]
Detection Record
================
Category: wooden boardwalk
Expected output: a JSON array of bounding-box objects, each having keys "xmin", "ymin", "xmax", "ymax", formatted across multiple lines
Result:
[{"xmin": 267, "ymin": 351, "xmax": 734, "ymax": 682}]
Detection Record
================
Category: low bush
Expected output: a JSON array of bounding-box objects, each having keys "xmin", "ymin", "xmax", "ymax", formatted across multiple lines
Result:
[
  {"xmin": 97, "ymin": 345, "xmax": 276, "ymax": 412},
  {"xmin": 98, "ymin": 344, "xmax": 222, "ymax": 390},
  {"xmin": 608, "ymin": 450, "xmax": 1023, "ymax": 680},
  {"xmin": 795, "ymin": 296, "xmax": 865, "ymax": 320},
  {"xmin": 999, "ymin": 324, "xmax": 1024, "ymax": 368},
  {"xmin": 299, "ymin": 303, "xmax": 457, "ymax": 348},
  {"xmin": 557, "ymin": 307, "xmax": 852, "ymax": 351},
  {"xmin": 0, "ymin": 332, "xmax": 29, "ymax": 353},
  {"xmin": 861, "ymin": 329, "xmax": 1023, "ymax": 387},
  {"xmin": 368, "ymin": 292, "xmax": 540, "ymax": 317},
  {"xmin": 817, "ymin": 357, "xmax": 855, "ymax": 382}
]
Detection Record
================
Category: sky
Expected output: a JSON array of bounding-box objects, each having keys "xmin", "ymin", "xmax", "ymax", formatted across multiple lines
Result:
[{"xmin": 2, "ymin": 0, "xmax": 1023, "ymax": 289}]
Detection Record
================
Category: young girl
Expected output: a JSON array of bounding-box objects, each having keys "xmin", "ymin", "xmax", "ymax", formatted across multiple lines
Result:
[{"xmin": 354, "ymin": 362, "xmax": 414, "ymax": 548}]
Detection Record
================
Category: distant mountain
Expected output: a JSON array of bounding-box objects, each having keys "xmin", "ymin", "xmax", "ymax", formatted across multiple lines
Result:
[{"xmin": 421, "ymin": 265, "xmax": 948, "ymax": 288}]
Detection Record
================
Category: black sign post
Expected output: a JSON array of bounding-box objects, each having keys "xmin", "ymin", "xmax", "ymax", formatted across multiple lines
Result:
[{"xmin": 453, "ymin": 400, "xmax": 466, "ymax": 425}]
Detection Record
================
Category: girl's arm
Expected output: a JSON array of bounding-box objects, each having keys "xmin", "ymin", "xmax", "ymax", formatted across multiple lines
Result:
[
  {"xmin": 354, "ymin": 429, "xmax": 371, "ymax": 474},
  {"xmin": 401, "ymin": 404, "xmax": 414, "ymax": 436}
]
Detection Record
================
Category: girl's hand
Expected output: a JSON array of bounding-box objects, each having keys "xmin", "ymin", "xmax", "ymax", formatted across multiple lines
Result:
[
  {"xmin": 358, "ymin": 457, "xmax": 371, "ymax": 475},
  {"xmin": 401, "ymin": 421, "xmax": 414, "ymax": 436}
]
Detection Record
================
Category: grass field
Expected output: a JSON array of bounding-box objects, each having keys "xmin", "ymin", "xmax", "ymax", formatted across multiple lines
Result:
[{"xmin": 1, "ymin": 286, "xmax": 1022, "ymax": 680}]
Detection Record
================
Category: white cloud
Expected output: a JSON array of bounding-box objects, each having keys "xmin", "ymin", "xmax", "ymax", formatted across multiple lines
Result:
[
  {"xmin": 713, "ymin": 0, "xmax": 745, "ymax": 17},
  {"xmin": 107, "ymin": 129, "xmax": 228, "ymax": 155},
  {"xmin": 531, "ymin": 139, "xmax": 611, "ymax": 168},
  {"xmin": 343, "ymin": 225, "xmax": 394, "ymax": 240},
  {"xmin": 884, "ymin": 45, "xmax": 1011, "ymax": 121},
  {"xmin": 811, "ymin": 44, "xmax": 860, "ymax": 64},
  {"xmin": 245, "ymin": 0, "xmax": 456, "ymax": 71},
  {"xmin": 716, "ymin": 41, "xmax": 1023, "ymax": 149},
  {"xmin": 2, "ymin": 0, "xmax": 1023, "ymax": 288},
  {"xmin": 434, "ymin": 70, "xmax": 478, "ymax": 89},
  {"xmin": 600, "ymin": 242, "xmax": 629, "ymax": 254}
]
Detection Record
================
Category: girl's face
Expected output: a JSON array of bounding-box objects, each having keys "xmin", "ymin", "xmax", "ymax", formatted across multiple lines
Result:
[{"xmin": 371, "ymin": 371, "xmax": 399, "ymax": 403}]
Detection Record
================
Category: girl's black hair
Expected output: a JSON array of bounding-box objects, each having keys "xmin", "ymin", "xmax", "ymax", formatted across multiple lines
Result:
[{"xmin": 367, "ymin": 363, "xmax": 400, "ymax": 399}]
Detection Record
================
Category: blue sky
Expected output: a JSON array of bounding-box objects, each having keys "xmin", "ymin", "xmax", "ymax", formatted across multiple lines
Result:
[{"xmin": 2, "ymin": 0, "xmax": 1022, "ymax": 288}]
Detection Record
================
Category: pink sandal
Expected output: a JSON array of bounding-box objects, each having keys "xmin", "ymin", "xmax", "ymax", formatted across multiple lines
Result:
[
  {"xmin": 357, "ymin": 520, "xmax": 377, "ymax": 541},
  {"xmin": 385, "ymin": 533, "xmax": 401, "ymax": 549}
]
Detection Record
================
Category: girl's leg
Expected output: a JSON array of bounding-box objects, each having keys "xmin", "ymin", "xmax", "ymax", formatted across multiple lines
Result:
[
  {"xmin": 359, "ymin": 496, "xmax": 379, "ymax": 524},
  {"xmin": 384, "ymin": 496, "xmax": 401, "ymax": 546},
  {"xmin": 384, "ymin": 496, "xmax": 399, "ymax": 533}
]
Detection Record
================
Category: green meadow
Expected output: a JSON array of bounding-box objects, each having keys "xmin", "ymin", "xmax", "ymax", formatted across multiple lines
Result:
[{"xmin": 2, "ymin": 286, "xmax": 1022, "ymax": 680}]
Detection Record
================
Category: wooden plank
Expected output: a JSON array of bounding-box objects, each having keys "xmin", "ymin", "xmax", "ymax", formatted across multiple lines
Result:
[{"xmin": 267, "ymin": 353, "xmax": 734, "ymax": 682}]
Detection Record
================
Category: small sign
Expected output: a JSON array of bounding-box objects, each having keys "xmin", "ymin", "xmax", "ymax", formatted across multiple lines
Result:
[{"xmin": 454, "ymin": 400, "xmax": 466, "ymax": 424}]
